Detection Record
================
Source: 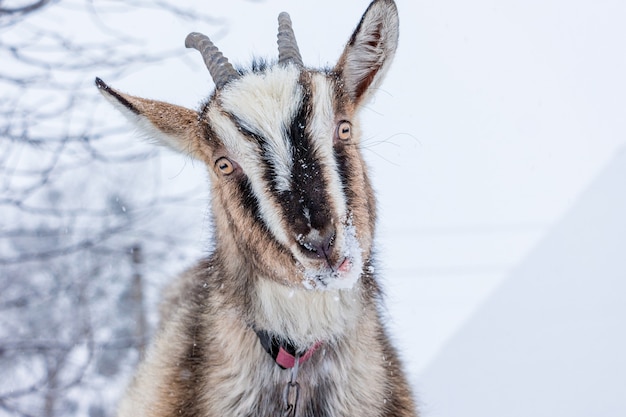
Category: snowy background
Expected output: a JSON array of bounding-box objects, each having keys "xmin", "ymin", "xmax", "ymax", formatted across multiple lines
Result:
[{"xmin": 1, "ymin": 0, "xmax": 625, "ymax": 416}]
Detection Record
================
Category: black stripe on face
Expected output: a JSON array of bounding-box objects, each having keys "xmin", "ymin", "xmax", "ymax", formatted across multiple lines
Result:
[
  {"xmin": 236, "ymin": 175, "xmax": 264, "ymax": 226},
  {"xmin": 224, "ymin": 112, "xmax": 286, "ymax": 196},
  {"xmin": 334, "ymin": 145, "xmax": 353, "ymax": 206},
  {"xmin": 280, "ymin": 76, "xmax": 332, "ymax": 235},
  {"xmin": 330, "ymin": 76, "xmax": 354, "ymax": 208}
]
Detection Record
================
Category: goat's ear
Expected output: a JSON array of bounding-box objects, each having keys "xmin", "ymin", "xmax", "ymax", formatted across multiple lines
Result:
[
  {"xmin": 334, "ymin": 0, "xmax": 399, "ymax": 107},
  {"xmin": 95, "ymin": 77, "xmax": 204, "ymax": 158}
]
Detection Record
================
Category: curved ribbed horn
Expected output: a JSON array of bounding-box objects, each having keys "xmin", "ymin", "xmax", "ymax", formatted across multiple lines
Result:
[
  {"xmin": 185, "ymin": 32, "xmax": 240, "ymax": 89},
  {"xmin": 277, "ymin": 12, "xmax": 303, "ymax": 67}
]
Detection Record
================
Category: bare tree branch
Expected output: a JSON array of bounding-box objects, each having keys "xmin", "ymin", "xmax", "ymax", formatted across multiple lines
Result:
[
  {"xmin": 0, "ymin": 0, "xmax": 53, "ymax": 16},
  {"xmin": 0, "ymin": 1, "xmax": 221, "ymax": 415}
]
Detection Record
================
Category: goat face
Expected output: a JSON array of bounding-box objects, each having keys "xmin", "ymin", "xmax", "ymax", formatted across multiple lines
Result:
[
  {"xmin": 96, "ymin": 0, "xmax": 399, "ymax": 291},
  {"xmin": 206, "ymin": 65, "xmax": 374, "ymax": 290}
]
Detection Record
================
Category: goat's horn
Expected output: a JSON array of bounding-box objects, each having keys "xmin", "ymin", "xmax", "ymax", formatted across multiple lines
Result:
[
  {"xmin": 185, "ymin": 32, "xmax": 240, "ymax": 89},
  {"xmin": 277, "ymin": 12, "xmax": 303, "ymax": 67}
]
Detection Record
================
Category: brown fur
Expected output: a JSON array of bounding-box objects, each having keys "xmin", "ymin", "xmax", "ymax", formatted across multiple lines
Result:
[{"xmin": 97, "ymin": 1, "xmax": 418, "ymax": 416}]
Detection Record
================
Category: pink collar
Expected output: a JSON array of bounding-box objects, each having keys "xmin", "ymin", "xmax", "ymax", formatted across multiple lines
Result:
[
  {"xmin": 275, "ymin": 341, "xmax": 323, "ymax": 368},
  {"xmin": 255, "ymin": 330, "xmax": 323, "ymax": 369}
]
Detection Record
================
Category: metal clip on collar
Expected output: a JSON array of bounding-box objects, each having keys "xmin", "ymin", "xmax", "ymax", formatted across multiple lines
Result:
[{"xmin": 282, "ymin": 352, "xmax": 301, "ymax": 416}]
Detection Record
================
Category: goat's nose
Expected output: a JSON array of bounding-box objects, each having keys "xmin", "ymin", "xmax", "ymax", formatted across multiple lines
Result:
[{"xmin": 298, "ymin": 227, "xmax": 335, "ymax": 261}]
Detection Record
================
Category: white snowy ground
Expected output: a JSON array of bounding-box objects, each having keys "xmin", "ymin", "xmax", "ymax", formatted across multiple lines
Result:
[{"xmin": 87, "ymin": 0, "xmax": 625, "ymax": 415}]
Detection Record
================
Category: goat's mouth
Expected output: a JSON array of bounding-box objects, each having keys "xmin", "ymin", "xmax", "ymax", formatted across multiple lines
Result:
[
  {"xmin": 337, "ymin": 257, "xmax": 352, "ymax": 273},
  {"xmin": 300, "ymin": 256, "xmax": 358, "ymax": 290},
  {"xmin": 297, "ymin": 221, "xmax": 364, "ymax": 291}
]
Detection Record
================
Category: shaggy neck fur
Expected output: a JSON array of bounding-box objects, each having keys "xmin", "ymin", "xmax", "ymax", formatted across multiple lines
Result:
[{"xmin": 252, "ymin": 278, "xmax": 365, "ymax": 348}]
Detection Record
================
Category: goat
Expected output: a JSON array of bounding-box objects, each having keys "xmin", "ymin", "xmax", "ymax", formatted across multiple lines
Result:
[{"xmin": 96, "ymin": 0, "xmax": 417, "ymax": 415}]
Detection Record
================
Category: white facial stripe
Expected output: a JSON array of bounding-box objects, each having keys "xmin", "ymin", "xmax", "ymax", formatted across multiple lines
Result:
[
  {"xmin": 220, "ymin": 66, "xmax": 303, "ymax": 193},
  {"xmin": 308, "ymin": 73, "xmax": 348, "ymax": 223},
  {"xmin": 208, "ymin": 105, "xmax": 290, "ymax": 247}
]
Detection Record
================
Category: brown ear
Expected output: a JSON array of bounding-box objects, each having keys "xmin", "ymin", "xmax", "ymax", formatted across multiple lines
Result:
[
  {"xmin": 95, "ymin": 77, "xmax": 204, "ymax": 158},
  {"xmin": 334, "ymin": 0, "xmax": 399, "ymax": 107}
]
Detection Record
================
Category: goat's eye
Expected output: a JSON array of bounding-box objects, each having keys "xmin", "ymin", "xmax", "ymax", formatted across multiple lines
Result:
[
  {"xmin": 215, "ymin": 157, "xmax": 235, "ymax": 175},
  {"xmin": 337, "ymin": 121, "xmax": 352, "ymax": 141}
]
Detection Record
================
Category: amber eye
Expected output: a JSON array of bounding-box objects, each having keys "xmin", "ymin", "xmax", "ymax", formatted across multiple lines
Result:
[
  {"xmin": 337, "ymin": 121, "xmax": 352, "ymax": 141},
  {"xmin": 215, "ymin": 157, "xmax": 235, "ymax": 175}
]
